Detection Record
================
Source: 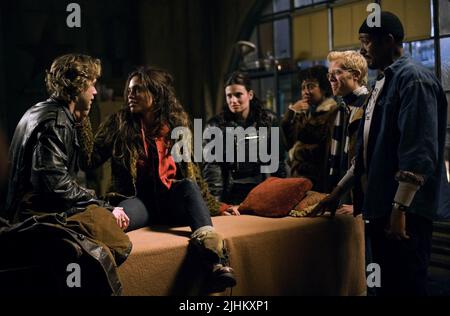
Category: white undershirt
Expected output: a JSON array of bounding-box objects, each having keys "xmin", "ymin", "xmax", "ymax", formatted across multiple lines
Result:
[{"xmin": 363, "ymin": 77, "xmax": 385, "ymax": 170}]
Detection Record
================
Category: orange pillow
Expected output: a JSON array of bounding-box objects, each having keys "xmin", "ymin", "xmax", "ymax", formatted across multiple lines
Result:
[
  {"xmin": 289, "ymin": 191, "xmax": 328, "ymax": 217},
  {"xmin": 238, "ymin": 177, "xmax": 313, "ymax": 217}
]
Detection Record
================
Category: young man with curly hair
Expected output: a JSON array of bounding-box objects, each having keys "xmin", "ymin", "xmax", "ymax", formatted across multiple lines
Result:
[{"xmin": 6, "ymin": 54, "xmax": 106, "ymax": 221}]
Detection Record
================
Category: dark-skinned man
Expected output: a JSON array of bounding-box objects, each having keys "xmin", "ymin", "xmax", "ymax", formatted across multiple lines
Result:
[{"xmin": 313, "ymin": 12, "xmax": 450, "ymax": 296}]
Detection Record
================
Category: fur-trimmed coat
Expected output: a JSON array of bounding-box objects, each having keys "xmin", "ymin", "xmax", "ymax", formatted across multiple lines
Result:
[
  {"xmin": 77, "ymin": 112, "xmax": 224, "ymax": 216},
  {"xmin": 281, "ymin": 98, "xmax": 338, "ymax": 192}
]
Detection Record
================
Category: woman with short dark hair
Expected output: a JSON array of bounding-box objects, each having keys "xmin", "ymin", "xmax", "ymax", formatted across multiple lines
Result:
[{"xmin": 281, "ymin": 65, "xmax": 338, "ymax": 192}]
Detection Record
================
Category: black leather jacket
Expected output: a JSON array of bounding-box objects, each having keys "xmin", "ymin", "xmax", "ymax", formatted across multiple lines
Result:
[
  {"xmin": 202, "ymin": 109, "xmax": 286, "ymax": 205},
  {"xmin": 5, "ymin": 98, "xmax": 96, "ymax": 222}
]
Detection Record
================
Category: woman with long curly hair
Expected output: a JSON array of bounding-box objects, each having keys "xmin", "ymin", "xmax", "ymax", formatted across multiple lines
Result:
[
  {"xmin": 203, "ymin": 71, "xmax": 286, "ymax": 210},
  {"xmin": 77, "ymin": 66, "xmax": 236, "ymax": 293}
]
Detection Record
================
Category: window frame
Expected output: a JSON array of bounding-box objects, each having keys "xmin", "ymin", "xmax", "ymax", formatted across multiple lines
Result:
[{"xmin": 243, "ymin": 0, "xmax": 448, "ymax": 115}]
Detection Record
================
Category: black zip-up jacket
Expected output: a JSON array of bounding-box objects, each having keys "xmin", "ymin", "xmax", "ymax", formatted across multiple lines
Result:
[
  {"xmin": 5, "ymin": 98, "xmax": 96, "ymax": 222},
  {"xmin": 202, "ymin": 109, "xmax": 287, "ymax": 205}
]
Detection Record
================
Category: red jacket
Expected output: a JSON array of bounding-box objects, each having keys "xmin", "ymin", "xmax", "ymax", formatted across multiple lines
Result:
[{"xmin": 141, "ymin": 123, "xmax": 176, "ymax": 190}]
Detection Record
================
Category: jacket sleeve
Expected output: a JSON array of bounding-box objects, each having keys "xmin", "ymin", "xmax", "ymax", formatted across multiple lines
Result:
[
  {"xmin": 282, "ymin": 106, "xmax": 332, "ymax": 146},
  {"xmin": 31, "ymin": 121, "xmax": 96, "ymax": 204},
  {"xmin": 77, "ymin": 114, "xmax": 115, "ymax": 170},
  {"xmin": 296, "ymin": 113, "xmax": 332, "ymax": 144},
  {"xmin": 189, "ymin": 162, "xmax": 224, "ymax": 216},
  {"xmin": 397, "ymin": 79, "xmax": 440, "ymax": 181},
  {"xmin": 202, "ymin": 121, "xmax": 225, "ymax": 200},
  {"xmin": 202, "ymin": 158, "xmax": 224, "ymax": 200}
]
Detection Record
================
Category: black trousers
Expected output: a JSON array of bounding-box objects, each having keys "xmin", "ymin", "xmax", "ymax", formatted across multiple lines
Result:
[
  {"xmin": 365, "ymin": 212, "xmax": 433, "ymax": 296},
  {"xmin": 119, "ymin": 179, "xmax": 213, "ymax": 233}
]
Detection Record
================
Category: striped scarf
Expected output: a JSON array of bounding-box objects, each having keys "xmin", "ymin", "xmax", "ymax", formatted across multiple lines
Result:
[{"xmin": 328, "ymin": 86, "xmax": 369, "ymax": 191}]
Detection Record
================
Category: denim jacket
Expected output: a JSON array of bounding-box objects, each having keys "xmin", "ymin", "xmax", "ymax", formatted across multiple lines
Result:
[{"xmin": 354, "ymin": 55, "xmax": 450, "ymax": 220}]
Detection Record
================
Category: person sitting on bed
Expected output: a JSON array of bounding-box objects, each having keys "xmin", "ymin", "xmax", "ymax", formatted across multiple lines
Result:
[{"xmin": 77, "ymin": 66, "xmax": 236, "ymax": 293}]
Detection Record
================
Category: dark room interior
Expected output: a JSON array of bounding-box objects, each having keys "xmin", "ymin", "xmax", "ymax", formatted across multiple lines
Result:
[{"xmin": 1, "ymin": 0, "xmax": 450, "ymax": 299}]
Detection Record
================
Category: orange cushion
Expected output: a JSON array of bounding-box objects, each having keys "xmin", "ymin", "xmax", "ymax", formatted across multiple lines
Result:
[
  {"xmin": 238, "ymin": 177, "xmax": 313, "ymax": 217},
  {"xmin": 290, "ymin": 191, "xmax": 328, "ymax": 217}
]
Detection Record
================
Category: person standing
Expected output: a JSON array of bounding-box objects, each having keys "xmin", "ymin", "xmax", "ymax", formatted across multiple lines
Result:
[
  {"xmin": 326, "ymin": 50, "xmax": 369, "ymax": 211},
  {"xmin": 314, "ymin": 12, "xmax": 450, "ymax": 296},
  {"xmin": 281, "ymin": 66, "xmax": 337, "ymax": 192}
]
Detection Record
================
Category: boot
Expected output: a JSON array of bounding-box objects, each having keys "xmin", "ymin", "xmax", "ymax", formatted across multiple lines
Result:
[{"xmin": 190, "ymin": 226, "xmax": 237, "ymax": 293}]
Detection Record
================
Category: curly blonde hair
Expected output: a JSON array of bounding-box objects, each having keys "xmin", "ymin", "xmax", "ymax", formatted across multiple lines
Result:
[
  {"xmin": 327, "ymin": 50, "xmax": 368, "ymax": 86},
  {"xmin": 45, "ymin": 54, "xmax": 101, "ymax": 102}
]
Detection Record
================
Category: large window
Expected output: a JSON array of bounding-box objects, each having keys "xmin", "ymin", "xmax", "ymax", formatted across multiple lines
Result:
[
  {"xmin": 294, "ymin": 0, "xmax": 329, "ymax": 8},
  {"xmin": 437, "ymin": 0, "xmax": 450, "ymax": 177},
  {"xmin": 239, "ymin": 0, "xmax": 449, "ymax": 118},
  {"xmin": 238, "ymin": 0, "xmax": 450, "ymax": 179},
  {"xmin": 403, "ymin": 40, "xmax": 435, "ymax": 72},
  {"xmin": 274, "ymin": 19, "xmax": 291, "ymax": 59},
  {"xmin": 441, "ymin": 37, "xmax": 450, "ymax": 91},
  {"xmin": 245, "ymin": 0, "xmax": 335, "ymax": 115}
]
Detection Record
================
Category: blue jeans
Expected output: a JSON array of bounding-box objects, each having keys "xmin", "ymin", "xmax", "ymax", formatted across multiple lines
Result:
[{"xmin": 119, "ymin": 179, "xmax": 213, "ymax": 232}]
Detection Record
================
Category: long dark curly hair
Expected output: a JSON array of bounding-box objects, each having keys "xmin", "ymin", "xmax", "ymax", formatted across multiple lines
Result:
[
  {"xmin": 222, "ymin": 71, "xmax": 271, "ymax": 127},
  {"xmin": 106, "ymin": 67, "xmax": 190, "ymax": 173}
]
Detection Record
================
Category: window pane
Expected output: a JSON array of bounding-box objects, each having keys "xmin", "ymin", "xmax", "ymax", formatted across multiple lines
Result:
[
  {"xmin": 274, "ymin": 18, "xmax": 291, "ymax": 59},
  {"xmin": 250, "ymin": 78, "xmax": 261, "ymax": 101},
  {"xmin": 243, "ymin": 29, "xmax": 259, "ymax": 70},
  {"xmin": 367, "ymin": 69, "xmax": 379, "ymax": 88},
  {"xmin": 441, "ymin": 37, "xmax": 450, "ymax": 91},
  {"xmin": 292, "ymin": 72, "xmax": 301, "ymax": 103},
  {"xmin": 296, "ymin": 59, "xmax": 327, "ymax": 69},
  {"xmin": 446, "ymin": 93, "xmax": 450, "ymax": 181},
  {"xmin": 295, "ymin": 0, "xmax": 328, "ymax": 7},
  {"xmin": 447, "ymin": 92, "xmax": 450, "ymax": 127},
  {"xmin": 279, "ymin": 74, "xmax": 295, "ymax": 114},
  {"xmin": 274, "ymin": 0, "xmax": 290, "ymax": 13},
  {"xmin": 404, "ymin": 40, "xmax": 435, "ymax": 72},
  {"xmin": 295, "ymin": 0, "xmax": 313, "ymax": 8},
  {"xmin": 259, "ymin": 22, "xmax": 274, "ymax": 60},
  {"xmin": 261, "ymin": 77, "xmax": 276, "ymax": 112},
  {"xmin": 440, "ymin": 0, "xmax": 450, "ymax": 36}
]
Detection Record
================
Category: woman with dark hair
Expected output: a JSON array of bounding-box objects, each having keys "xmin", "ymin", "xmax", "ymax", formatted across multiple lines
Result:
[
  {"xmin": 77, "ymin": 66, "xmax": 236, "ymax": 293},
  {"xmin": 203, "ymin": 71, "xmax": 286, "ymax": 210},
  {"xmin": 281, "ymin": 65, "xmax": 338, "ymax": 192}
]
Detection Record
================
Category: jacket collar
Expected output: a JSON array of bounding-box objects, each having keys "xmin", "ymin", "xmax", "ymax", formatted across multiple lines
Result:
[
  {"xmin": 315, "ymin": 97, "xmax": 337, "ymax": 112},
  {"xmin": 48, "ymin": 97, "xmax": 76, "ymax": 126},
  {"xmin": 383, "ymin": 55, "xmax": 409, "ymax": 80},
  {"xmin": 342, "ymin": 86, "xmax": 369, "ymax": 105}
]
